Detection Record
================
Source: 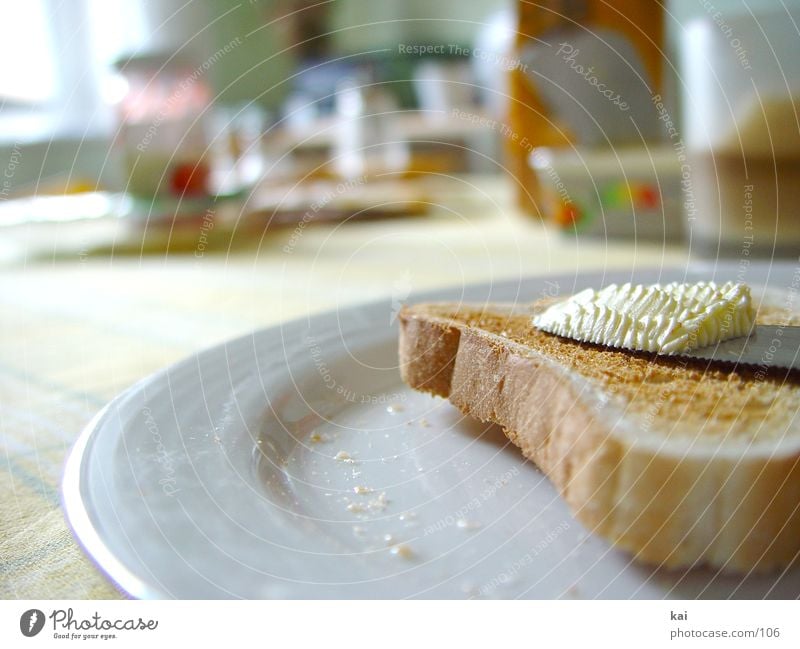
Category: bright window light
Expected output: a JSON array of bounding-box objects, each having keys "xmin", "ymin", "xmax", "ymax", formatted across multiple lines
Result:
[{"xmin": 0, "ymin": 0, "xmax": 56, "ymax": 104}]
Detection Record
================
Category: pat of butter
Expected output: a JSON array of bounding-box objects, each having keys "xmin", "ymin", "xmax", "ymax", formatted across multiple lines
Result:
[{"xmin": 533, "ymin": 281, "xmax": 755, "ymax": 354}]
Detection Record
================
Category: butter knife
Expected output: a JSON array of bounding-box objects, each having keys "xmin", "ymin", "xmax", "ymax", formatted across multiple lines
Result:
[{"xmin": 676, "ymin": 325, "xmax": 800, "ymax": 371}]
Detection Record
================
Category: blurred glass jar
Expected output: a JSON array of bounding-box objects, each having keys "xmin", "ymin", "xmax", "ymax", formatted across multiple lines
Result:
[
  {"xmin": 681, "ymin": 8, "xmax": 800, "ymax": 257},
  {"xmin": 413, "ymin": 60, "xmax": 475, "ymax": 121},
  {"xmin": 332, "ymin": 78, "xmax": 409, "ymax": 179},
  {"xmin": 113, "ymin": 53, "xmax": 213, "ymax": 199},
  {"xmin": 206, "ymin": 104, "xmax": 269, "ymax": 196}
]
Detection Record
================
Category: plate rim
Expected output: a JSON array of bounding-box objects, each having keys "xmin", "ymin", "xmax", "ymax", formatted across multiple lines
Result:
[{"xmin": 61, "ymin": 262, "xmax": 796, "ymax": 599}]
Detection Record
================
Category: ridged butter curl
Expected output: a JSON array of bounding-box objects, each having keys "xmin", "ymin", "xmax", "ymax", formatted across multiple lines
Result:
[{"xmin": 532, "ymin": 281, "xmax": 755, "ymax": 354}]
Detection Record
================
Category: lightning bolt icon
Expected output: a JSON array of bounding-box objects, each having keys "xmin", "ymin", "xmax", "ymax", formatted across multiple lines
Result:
[{"xmin": 28, "ymin": 611, "xmax": 37, "ymax": 632}]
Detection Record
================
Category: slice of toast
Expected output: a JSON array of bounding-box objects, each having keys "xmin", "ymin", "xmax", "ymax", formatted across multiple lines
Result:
[{"xmin": 398, "ymin": 299, "xmax": 800, "ymax": 573}]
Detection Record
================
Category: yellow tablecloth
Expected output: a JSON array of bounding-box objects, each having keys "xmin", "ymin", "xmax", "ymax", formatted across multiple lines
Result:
[{"xmin": 0, "ymin": 175, "xmax": 688, "ymax": 598}]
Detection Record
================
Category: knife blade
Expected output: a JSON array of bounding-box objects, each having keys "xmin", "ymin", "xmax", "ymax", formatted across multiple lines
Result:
[{"xmin": 676, "ymin": 325, "xmax": 800, "ymax": 371}]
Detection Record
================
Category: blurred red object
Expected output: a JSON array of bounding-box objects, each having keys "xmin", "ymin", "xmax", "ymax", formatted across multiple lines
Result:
[{"xmin": 113, "ymin": 52, "xmax": 213, "ymax": 199}]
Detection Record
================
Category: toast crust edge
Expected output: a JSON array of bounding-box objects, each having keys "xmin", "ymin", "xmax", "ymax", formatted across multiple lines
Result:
[{"xmin": 398, "ymin": 303, "xmax": 800, "ymax": 573}]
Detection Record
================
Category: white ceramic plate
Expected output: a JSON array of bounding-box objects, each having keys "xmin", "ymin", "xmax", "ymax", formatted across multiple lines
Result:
[{"xmin": 63, "ymin": 262, "xmax": 800, "ymax": 599}]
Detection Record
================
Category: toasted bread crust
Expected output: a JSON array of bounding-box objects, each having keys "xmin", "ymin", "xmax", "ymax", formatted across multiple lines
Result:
[{"xmin": 398, "ymin": 302, "xmax": 800, "ymax": 573}]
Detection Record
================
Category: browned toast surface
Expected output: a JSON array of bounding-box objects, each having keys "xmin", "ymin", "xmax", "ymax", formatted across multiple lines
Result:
[
  {"xmin": 404, "ymin": 302, "xmax": 800, "ymax": 440},
  {"xmin": 398, "ymin": 300, "xmax": 800, "ymax": 572}
]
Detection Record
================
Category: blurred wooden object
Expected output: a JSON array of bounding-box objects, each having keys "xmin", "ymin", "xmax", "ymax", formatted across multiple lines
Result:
[
  {"xmin": 242, "ymin": 178, "xmax": 430, "ymax": 228},
  {"xmin": 507, "ymin": 0, "xmax": 664, "ymax": 216}
]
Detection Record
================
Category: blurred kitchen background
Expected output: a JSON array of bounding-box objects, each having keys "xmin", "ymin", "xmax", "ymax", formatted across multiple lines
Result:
[
  {"xmin": 5, "ymin": 0, "xmax": 800, "ymax": 602},
  {"xmin": 1, "ymin": 0, "xmax": 799, "ymax": 287}
]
